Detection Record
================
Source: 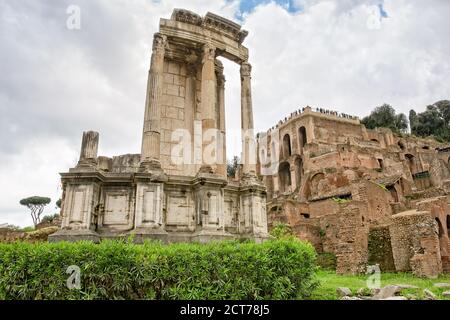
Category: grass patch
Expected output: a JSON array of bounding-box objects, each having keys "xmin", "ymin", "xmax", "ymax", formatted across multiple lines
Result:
[{"xmin": 310, "ymin": 269, "xmax": 450, "ymax": 300}]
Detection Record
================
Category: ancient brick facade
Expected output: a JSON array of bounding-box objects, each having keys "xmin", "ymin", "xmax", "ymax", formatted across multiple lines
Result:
[{"xmin": 257, "ymin": 107, "xmax": 450, "ymax": 277}]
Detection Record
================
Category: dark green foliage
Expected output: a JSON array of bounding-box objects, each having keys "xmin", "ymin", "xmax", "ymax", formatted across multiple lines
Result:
[
  {"xmin": 0, "ymin": 239, "xmax": 318, "ymax": 300},
  {"xmin": 56, "ymin": 199, "xmax": 62, "ymax": 209},
  {"xmin": 226, "ymin": 156, "xmax": 240, "ymax": 177},
  {"xmin": 361, "ymin": 104, "xmax": 408, "ymax": 134},
  {"xmin": 410, "ymin": 100, "xmax": 450, "ymax": 142},
  {"xmin": 316, "ymin": 253, "xmax": 337, "ymax": 271}
]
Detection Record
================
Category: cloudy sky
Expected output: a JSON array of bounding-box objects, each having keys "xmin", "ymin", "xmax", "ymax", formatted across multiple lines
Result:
[{"xmin": 1, "ymin": 0, "xmax": 449, "ymax": 226}]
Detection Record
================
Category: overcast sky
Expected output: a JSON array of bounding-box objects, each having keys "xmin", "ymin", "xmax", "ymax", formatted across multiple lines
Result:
[{"xmin": 1, "ymin": 0, "xmax": 449, "ymax": 227}]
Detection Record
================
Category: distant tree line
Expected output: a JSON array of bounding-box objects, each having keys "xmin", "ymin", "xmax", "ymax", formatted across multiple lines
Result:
[{"xmin": 361, "ymin": 100, "xmax": 450, "ymax": 142}]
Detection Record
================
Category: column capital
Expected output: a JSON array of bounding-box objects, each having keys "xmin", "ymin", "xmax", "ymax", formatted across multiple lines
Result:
[
  {"xmin": 152, "ymin": 32, "xmax": 167, "ymax": 55},
  {"xmin": 202, "ymin": 43, "xmax": 216, "ymax": 64},
  {"xmin": 240, "ymin": 61, "xmax": 252, "ymax": 77}
]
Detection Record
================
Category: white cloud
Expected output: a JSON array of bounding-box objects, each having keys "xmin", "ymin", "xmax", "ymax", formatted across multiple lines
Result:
[{"xmin": 0, "ymin": 0, "xmax": 449, "ymax": 226}]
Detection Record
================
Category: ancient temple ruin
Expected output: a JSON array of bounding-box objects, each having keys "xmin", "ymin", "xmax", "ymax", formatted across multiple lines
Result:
[
  {"xmin": 257, "ymin": 106, "xmax": 450, "ymax": 277},
  {"xmin": 50, "ymin": 8, "xmax": 449, "ymax": 278},
  {"xmin": 50, "ymin": 9, "xmax": 267, "ymax": 243}
]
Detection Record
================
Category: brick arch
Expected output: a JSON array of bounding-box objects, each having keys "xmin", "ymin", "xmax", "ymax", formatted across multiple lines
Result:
[
  {"xmin": 310, "ymin": 172, "xmax": 325, "ymax": 197},
  {"xmin": 278, "ymin": 161, "xmax": 291, "ymax": 193},
  {"xmin": 298, "ymin": 126, "xmax": 307, "ymax": 152},
  {"xmin": 282, "ymin": 134, "xmax": 292, "ymax": 158}
]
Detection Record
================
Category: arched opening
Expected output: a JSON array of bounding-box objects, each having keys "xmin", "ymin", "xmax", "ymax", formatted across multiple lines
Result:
[
  {"xmin": 447, "ymin": 215, "xmax": 450, "ymax": 237},
  {"xmin": 371, "ymin": 139, "xmax": 379, "ymax": 143},
  {"xmin": 422, "ymin": 146, "xmax": 430, "ymax": 150},
  {"xmin": 398, "ymin": 141, "xmax": 405, "ymax": 150},
  {"xmin": 294, "ymin": 157, "xmax": 303, "ymax": 190},
  {"xmin": 310, "ymin": 172, "xmax": 325, "ymax": 197},
  {"xmin": 405, "ymin": 154, "xmax": 416, "ymax": 175},
  {"xmin": 387, "ymin": 185, "xmax": 399, "ymax": 202},
  {"xmin": 282, "ymin": 134, "xmax": 291, "ymax": 158},
  {"xmin": 377, "ymin": 158, "xmax": 384, "ymax": 170},
  {"xmin": 278, "ymin": 162, "xmax": 291, "ymax": 193},
  {"xmin": 299, "ymin": 126, "xmax": 307, "ymax": 152}
]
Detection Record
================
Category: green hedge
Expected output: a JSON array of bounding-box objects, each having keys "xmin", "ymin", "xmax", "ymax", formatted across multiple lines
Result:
[{"xmin": 0, "ymin": 239, "xmax": 318, "ymax": 300}]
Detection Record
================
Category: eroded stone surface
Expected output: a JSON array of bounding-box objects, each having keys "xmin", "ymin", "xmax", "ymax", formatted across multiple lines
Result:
[
  {"xmin": 336, "ymin": 287, "xmax": 352, "ymax": 297},
  {"xmin": 257, "ymin": 106, "xmax": 450, "ymax": 277},
  {"xmin": 51, "ymin": 10, "xmax": 267, "ymax": 244}
]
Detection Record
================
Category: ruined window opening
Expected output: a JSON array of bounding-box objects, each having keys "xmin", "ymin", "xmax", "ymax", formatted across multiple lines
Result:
[
  {"xmin": 371, "ymin": 139, "xmax": 379, "ymax": 143},
  {"xmin": 278, "ymin": 162, "xmax": 291, "ymax": 193},
  {"xmin": 447, "ymin": 215, "xmax": 450, "ymax": 236},
  {"xmin": 405, "ymin": 154, "xmax": 415, "ymax": 175},
  {"xmin": 386, "ymin": 185, "xmax": 399, "ymax": 202},
  {"xmin": 299, "ymin": 126, "xmax": 307, "ymax": 150},
  {"xmin": 398, "ymin": 141, "xmax": 405, "ymax": 150},
  {"xmin": 377, "ymin": 158, "xmax": 383, "ymax": 170},
  {"xmin": 301, "ymin": 213, "xmax": 310, "ymax": 219},
  {"xmin": 282, "ymin": 134, "xmax": 292, "ymax": 158},
  {"xmin": 422, "ymin": 146, "xmax": 430, "ymax": 150}
]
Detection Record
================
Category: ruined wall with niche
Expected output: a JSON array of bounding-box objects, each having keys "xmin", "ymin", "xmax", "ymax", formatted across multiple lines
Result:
[{"xmin": 389, "ymin": 210, "xmax": 442, "ymax": 277}]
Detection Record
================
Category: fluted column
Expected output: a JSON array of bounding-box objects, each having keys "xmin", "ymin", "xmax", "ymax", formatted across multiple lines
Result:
[
  {"xmin": 241, "ymin": 62, "xmax": 256, "ymax": 175},
  {"xmin": 77, "ymin": 131, "xmax": 99, "ymax": 167},
  {"xmin": 217, "ymin": 68, "xmax": 227, "ymax": 177},
  {"xmin": 79, "ymin": 131, "xmax": 99, "ymax": 161},
  {"xmin": 200, "ymin": 43, "xmax": 217, "ymax": 172},
  {"xmin": 140, "ymin": 33, "xmax": 167, "ymax": 170}
]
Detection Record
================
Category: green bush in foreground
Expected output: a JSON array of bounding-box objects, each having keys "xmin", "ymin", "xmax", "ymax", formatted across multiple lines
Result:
[{"xmin": 0, "ymin": 239, "xmax": 318, "ymax": 300}]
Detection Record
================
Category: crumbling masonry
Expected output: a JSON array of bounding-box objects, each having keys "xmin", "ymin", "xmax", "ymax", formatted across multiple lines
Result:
[
  {"xmin": 51, "ymin": 9, "xmax": 450, "ymax": 278},
  {"xmin": 257, "ymin": 106, "xmax": 450, "ymax": 277},
  {"xmin": 50, "ymin": 9, "xmax": 267, "ymax": 243}
]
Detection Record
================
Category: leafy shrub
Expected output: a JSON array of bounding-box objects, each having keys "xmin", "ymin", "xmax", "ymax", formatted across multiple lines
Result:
[
  {"xmin": 0, "ymin": 239, "xmax": 318, "ymax": 300},
  {"xmin": 270, "ymin": 222, "xmax": 294, "ymax": 240}
]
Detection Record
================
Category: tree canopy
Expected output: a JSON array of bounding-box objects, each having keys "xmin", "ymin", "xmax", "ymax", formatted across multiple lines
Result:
[
  {"xmin": 19, "ymin": 196, "xmax": 51, "ymax": 226},
  {"xmin": 361, "ymin": 104, "xmax": 408, "ymax": 134},
  {"xmin": 227, "ymin": 156, "xmax": 240, "ymax": 178},
  {"xmin": 410, "ymin": 100, "xmax": 450, "ymax": 142}
]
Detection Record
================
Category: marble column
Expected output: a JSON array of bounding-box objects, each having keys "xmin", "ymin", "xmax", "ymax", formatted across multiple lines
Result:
[
  {"xmin": 77, "ymin": 131, "xmax": 99, "ymax": 168},
  {"xmin": 140, "ymin": 33, "xmax": 167, "ymax": 170},
  {"xmin": 79, "ymin": 131, "xmax": 99, "ymax": 161},
  {"xmin": 200, "ymin": 43, "xmax": 217, "ymax": 173},
  {"xmin": 184, "ymin": 64, "xmax": 197, "ymax": 172},
  {"xmin": 240, "ymin": 62, "xmax": 256, "ymax": 176},
  {"xmin": 217, "ymin": 66, "xmax": 227, "ymax": 177}
]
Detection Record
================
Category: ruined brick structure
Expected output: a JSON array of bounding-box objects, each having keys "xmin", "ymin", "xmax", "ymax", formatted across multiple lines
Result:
[
  {"xmin": 257, "ymin": 106, "xmax": 450, "ymax": 277},
  {"xmin": 50, "ymin": 10, "xmax": 267, "ymax": 243}
]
